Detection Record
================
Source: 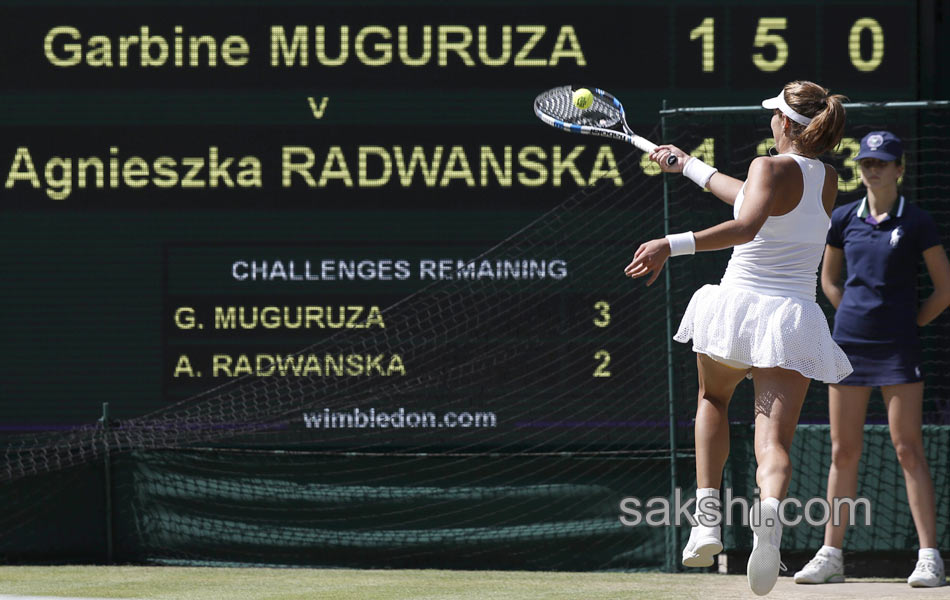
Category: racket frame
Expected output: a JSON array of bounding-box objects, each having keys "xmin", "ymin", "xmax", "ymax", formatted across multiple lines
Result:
[{"xmin": 534, "ymin": 86, "xmax": 676, "ymax": 165}]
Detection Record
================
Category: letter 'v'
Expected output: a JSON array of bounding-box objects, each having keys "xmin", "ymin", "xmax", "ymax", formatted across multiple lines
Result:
[{"xmin": 308, "ymin": 97, "xmax": 329, "ymax": 118}]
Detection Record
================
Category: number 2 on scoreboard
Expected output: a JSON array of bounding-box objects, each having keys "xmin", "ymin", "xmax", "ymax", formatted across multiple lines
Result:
[{"xmin": 593, "ymin": 350, "xmax": 611, "ymax": 378}]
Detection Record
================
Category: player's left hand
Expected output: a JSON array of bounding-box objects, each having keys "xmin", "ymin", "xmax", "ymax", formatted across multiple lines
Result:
[{"xmin": 624, "ymin": 238, "xmax": 671, "ymax": 286}]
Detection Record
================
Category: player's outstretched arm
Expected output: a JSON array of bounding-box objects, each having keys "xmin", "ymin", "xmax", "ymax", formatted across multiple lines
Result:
[
  {"xmin": 649, "ymin": 144, "xmax": 743, "ymax": 206},
  {"xmin": 625, "ymin": 158, "xmax": 775, "ymax": 286},
  {"xmin": 692, "ymin": 157, "xmax": 774, "ymax": 250},
  {"xmin": 704, "ymin": 171, "xmax": 744, "ymax": 207}
]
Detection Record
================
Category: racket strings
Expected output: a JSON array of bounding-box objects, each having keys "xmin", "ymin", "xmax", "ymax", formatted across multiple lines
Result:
[{"xmin": 535, "ymin": 87, "xmax": 621, "ymax": 128}]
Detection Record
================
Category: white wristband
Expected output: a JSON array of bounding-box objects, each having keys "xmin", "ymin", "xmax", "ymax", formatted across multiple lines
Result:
[
  {"xmin": 682, "ymin": 157, "xmax": 718, "ymax": 188},
  {"xmin": 666, "ymin": 232, "xmax": 696, "ymax": 256}
]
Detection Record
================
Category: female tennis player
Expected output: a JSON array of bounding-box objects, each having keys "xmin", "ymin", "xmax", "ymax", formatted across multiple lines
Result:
[
  {"xmin": 624, "ymin": 81, "xmax": 851, "ymax": 595},
  {"xmin": 793, "ymin": 131, "xmax": 950, "ymax": 588}
]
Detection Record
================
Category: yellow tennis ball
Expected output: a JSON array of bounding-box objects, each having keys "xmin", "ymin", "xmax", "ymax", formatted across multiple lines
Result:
[{"xmin": 572, "ymin": 88, "xmax": 593, "ymax": 110}]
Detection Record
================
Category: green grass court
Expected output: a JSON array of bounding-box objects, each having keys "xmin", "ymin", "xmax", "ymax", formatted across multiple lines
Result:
[{"xmin": 0, "ymin": 567, "xmax": 940, "ymax": 600}]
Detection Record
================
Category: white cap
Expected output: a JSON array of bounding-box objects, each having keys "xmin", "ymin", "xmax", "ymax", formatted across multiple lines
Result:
[{"xmin": 762, "ymin": 90, "xmax": 813, "ymax": 126}]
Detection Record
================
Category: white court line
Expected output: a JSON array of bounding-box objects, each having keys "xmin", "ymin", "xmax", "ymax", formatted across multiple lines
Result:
[{"xmin": 0, "ymin": 596, "xmax": 139, "ymax": 600}]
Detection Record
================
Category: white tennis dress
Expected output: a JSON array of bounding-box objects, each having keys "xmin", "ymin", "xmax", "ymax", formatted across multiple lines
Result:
[{"xmin": 673, "ymin": 153, "xmax": 853, "ymax": 383}]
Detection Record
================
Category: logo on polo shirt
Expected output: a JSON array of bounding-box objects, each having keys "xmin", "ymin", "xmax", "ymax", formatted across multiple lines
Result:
[
  {"xmin": 867, "ymin": 134, "xmax": 884, "ymax": 150},
  {"xmin": 890, "ymin": 226, "xmax": 903, "ymax": 247},
  {"xmin": 915, "ymin": 366, "xmax": 921, "ymax": 378}
]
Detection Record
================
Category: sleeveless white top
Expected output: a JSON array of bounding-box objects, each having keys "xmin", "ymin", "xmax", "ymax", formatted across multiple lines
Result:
[
  {"xmin": 673, "ymin": 153, "xmax": 852, "ymax": 382},
  {"xmin": 719, "ymin": 153, "xmax": 829, "ymax": 302}
]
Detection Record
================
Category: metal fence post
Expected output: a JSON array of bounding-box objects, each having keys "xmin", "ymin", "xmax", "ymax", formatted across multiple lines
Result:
[
  {"xmin": 661, "ymin": 99, "xmax": 680, "ymax": 573},
  {"xmin": 99, "ymin": 402, "xmax": 114, "ymax": 563}
]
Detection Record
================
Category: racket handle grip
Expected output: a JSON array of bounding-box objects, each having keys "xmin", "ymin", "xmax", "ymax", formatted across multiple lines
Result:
[{"xmin": 633, "ymin": 135, "xmax": 677, "ymax": 166}]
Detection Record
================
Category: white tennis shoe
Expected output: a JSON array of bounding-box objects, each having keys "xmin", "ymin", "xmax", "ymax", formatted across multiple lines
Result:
[
  {"xmin": 793, "ymin": 549, "xmax": 845, "ymax": 584},
  {"xmin": 747, "ymin": 502, "xmax": 784, "ymax": 595},
  {"xmin": 681, "ymin": 519, "xmax": 722, "ymax": 568},
  {"xmin": 907, "ymin": 555, "xmax": 946, "ymax": 587}
]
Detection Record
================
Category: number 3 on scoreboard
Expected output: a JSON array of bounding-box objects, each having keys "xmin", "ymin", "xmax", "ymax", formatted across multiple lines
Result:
[
  {"xmin": 593, "ymin": 350, "xmax": 611, "ymax": 378},
  {"xmin": 593, "ymin": 301, "xmax": 611, "ymax": 328}
]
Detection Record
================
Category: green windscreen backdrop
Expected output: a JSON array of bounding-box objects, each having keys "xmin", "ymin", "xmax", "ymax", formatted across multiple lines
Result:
[
  {"xmin": 1, "ymin": 0, "xmax": 948, "ymax": 570},
  {"xmin": 0, "ymin": 0, "xmax": 925, "ymax": 435}
]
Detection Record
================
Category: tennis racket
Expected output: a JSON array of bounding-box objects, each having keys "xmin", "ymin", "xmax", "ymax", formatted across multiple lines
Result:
[{"xmin": 534, "ymin": 85, "xmax": 676, "ymax": 165}]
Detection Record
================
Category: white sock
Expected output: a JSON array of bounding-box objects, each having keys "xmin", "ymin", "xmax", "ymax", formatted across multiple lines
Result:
[
  {"xmin": 819, "ymin": 545, "xmax": 843, "ymax": 560},
  {"xmin": 694, "ymin": 488, "xmax": 721, "ymax": 527},
  {"xmin": 919, "ymin": 548, "xmax": 942, "ymax": 561},
  {"xmin": 756, "ymin": 497, "xmax": 782, "ymax": 536}
]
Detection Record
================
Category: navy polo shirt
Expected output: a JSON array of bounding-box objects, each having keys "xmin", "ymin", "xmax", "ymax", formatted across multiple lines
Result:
[{"xmin": 827, "ymin": 196, "xmax": 942, "ymax": 345}]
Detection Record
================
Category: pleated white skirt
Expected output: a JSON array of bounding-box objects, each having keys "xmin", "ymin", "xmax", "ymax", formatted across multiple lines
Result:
[{"xmin": 673, "ymin": 284, "xmax": 853, "ymax": 384}]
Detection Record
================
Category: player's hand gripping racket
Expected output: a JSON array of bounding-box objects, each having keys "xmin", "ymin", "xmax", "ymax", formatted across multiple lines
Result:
[{"xmin": 534, "ymin": 85, "xmax": 677, "ymax": 166}]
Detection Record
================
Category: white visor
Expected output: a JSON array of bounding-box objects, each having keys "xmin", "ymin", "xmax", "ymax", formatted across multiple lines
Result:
[{"xmin": 761, "ymin": 90, "xmax": 813, "ymax": 126}]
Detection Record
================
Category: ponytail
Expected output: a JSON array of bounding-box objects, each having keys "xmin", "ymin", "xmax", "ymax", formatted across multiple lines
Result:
[{"xmin": 782, "ymin": 81, "xmax": 848, "ymax": 157}]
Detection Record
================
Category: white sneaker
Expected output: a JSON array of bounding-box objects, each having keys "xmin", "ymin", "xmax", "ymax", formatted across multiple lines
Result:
[
  {"xmin": 793, "ymin": 549, "xmax": 845, "ymax": 584},
  {"xmin": 908, "ymin": 555, "xmax": 946, "ymax": 587},
  {"xmin": 747, "ymin": 502, "xmax": 784, "ymax": 596},
  {"xmin": 682, "ymin": 519, "xmax": 723, "ymax": 568}
]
